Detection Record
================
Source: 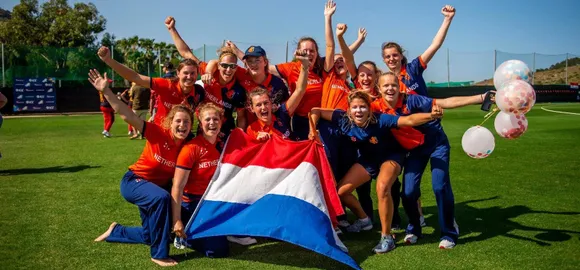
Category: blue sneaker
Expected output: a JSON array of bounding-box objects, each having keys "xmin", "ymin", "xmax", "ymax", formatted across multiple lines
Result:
[
  {"xmin": 373, "ymin": 235, "xmax": 396, "ymax": 254},
  {"xmin": 346, "ymin": 217, "xmax": 373, "ymax": 232}
]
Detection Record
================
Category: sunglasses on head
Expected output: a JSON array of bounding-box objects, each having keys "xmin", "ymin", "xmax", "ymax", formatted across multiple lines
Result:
[{"xmin": 219, "ymin": 63, "xmax": 237, "ymax": 69}]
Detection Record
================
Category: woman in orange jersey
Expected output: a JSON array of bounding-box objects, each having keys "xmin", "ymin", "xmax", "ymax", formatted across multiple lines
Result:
[
  {"xmin": 97, "ymin": 46, "xmax": 204, "ymax": 126},
  {"xmin": 170, "ymin": 103, "xmax": 231, "ymax": 257},
  {"xmin": 89, "ymin": 69, "xmax": 192, "ymax": 267},
  {"xmin": 246, "ymin": 51, "xmax": 310, "ymax": 141}
]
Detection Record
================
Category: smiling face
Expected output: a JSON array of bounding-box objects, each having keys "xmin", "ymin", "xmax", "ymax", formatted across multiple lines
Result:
[
  {"xmin": 246, "ymin": 56, "xmax": 267, "ymax": 76},
  {"xmin": 348, "ymin": 97, "xmax": 371, "ymax": 127},
  {"xmin": 218, "ymin": 54, "xmax": 237, "ymax": 83},
  {"xmin": 378, "ymin": 73, "xmax": 401, "ymax": 104},
  {"xmin": 382, "ymin": 47, "xmax": 403, "ymax": 71},
  {"xmin": 177, "ymin": 65, "xmax": 198, "ymax": 92},
  {"xmin": 251, "ymin": 93, "xmax": 273, "ymax": 124},
  {"xmin": 334, "ymin": 54, "xmax": 347, "ymax": 76},
  {"xmin": 199, "ymin": 109, "xmax": 222, "ymax": 139},
  {"xmin": 170, "ymin": 111, "xmax": 192, "ymax": 140},
  {"xmin": 357, "ymin": 63, "xmax": 376, "ymax": 93},
  {"xmin": 298, "ymin": 39, "xmax": 318, "ymax": 71}
]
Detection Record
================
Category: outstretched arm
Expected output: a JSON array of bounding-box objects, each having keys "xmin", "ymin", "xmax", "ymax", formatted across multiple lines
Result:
[
  {"xmin": 323, "ymin": 0, "xmax": 337, "ymax": 72},
  {"xmin": 165, "ymin": 16, "xmax": 200, "ymax": 63},
  {"xmin": 88, "ymin": 69, "xmax": 144, "ymax": 132},
  {"xmin": 97, "ymin": 47, "xmax": 150, "ymax": 88},
  {"xmin": 420, "ymin": 5, "xmax": 456, "ymax": 64},
  {"xmin": 396, "ymin": 105, "xmax": 443, "ymax": 127},
  {"xmin": 436, "ymin": 92, "xmax": 491, "ymax": 109},
  {"xmin": 336, "ymin": 24, "xmax": 358, "ymax": 79},
  {"xmin": 286, "ymin": 51, "xmax": 310, "ymax": 115},
  {"xmin": 309, "ymin": 107, "xmax": 334, "ymax": 140}
]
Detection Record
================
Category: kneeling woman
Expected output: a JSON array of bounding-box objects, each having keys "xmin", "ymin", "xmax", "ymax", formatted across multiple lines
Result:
[
  {"xmin": 309, "ymin": 91, "xmax": 442, "ymax": 254},
  {"xmin": 246, "ymin": 51, "xmax": 310, "ymax": 141},
  {"xmin": 90, "ymin": 70, "xmax": 192, "ymax": 267},
  {"xmin": 171, "ymin": 102, "xmax": 230, "ymax": 257}
]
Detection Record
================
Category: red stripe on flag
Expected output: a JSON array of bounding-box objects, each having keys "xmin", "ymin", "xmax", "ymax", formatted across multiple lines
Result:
[{"xmin": 221, "ymin": 129, "xmax": 345, "ymax": 224}]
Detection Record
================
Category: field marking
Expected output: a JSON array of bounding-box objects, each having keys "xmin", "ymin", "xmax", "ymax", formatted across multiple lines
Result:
[{"xmin": 540, "ymin": 106, "xmax": 580, "ymax": 116}]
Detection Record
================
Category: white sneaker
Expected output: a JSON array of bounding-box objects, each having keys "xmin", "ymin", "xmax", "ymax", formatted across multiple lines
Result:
[
  {"xmin": 101, "ymin": 130, "xmax": 106, "ymax": 135},
  {"xmin": 338, "ymin": 220, "xmax": 351, "ymax": 228},
  {"xmin": 227, "ymin": 236, "xmax": 257, "ymax": 246},
  {"xmin": 439, "ymin": 239, "xmax": 456, "ymax": 249},
  {"xmin": 346, "ymin": 217, "xmax": 373, "ymax": 233},
  {"xmin": 373, "ymin": 235, "xmax": 396, "ymax": 254},
  {"xmin": 420, "ymin": 215, "xmax": 427, "ymax": 227},
  {"xmin": 103, "ymin": 131, "xmax": 111, "ymax": 138},
  {"xmin": 404, "ymin": 234, "xmax": 418, "ymax": 244}
]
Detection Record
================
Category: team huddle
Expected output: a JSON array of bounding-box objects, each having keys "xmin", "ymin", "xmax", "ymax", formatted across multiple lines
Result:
[{"xmin": 90, "ymin": 2, "xmax": 494, "ymax": 267}]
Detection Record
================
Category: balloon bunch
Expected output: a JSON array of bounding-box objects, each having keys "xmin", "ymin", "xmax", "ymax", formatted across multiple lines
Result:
[{"xmin": 461, "ymin": 60, "xmax": 536, "ymax": 159}]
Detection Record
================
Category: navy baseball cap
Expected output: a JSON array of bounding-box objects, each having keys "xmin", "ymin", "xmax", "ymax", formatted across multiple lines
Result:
[{"xmin": 243, "ymin": 46, "xmax": 267, "ymax": 60}]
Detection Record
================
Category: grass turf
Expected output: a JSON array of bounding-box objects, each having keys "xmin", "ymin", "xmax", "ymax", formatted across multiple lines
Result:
[{"xmin": 1, "ymin": 103, "xmax": 579, "ymax": 269}]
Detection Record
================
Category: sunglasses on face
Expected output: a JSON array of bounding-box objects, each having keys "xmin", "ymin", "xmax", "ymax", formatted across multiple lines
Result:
[{"xmin": 219, "ymin": 63, "xmax": 237, "ymax": 70}]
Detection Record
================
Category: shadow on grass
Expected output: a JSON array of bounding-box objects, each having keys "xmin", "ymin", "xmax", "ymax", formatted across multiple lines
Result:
[
  {"xmin": 389, "ymin": 196, "xmax": 580, "ymax": 247},
  {"xmin": 0, "ymin": 165, "xmax": 102, "ymax": 176}
]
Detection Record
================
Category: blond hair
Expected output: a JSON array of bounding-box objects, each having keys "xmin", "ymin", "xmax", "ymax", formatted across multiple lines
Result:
[
  {"xmin": 161, "ymin": 105, "xmax": 194, "ymax": 130},
  {"xmin": 346, "ymin": 90, "xmax": 377, "ymax": 127}
]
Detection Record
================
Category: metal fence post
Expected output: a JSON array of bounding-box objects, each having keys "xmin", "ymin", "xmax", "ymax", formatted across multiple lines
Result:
[
  {"xmin": 285, "ymin": 41, "xmax": 289, "ymax": 62},
  {"xmin": 532, "ymin": 52, "xmax": 536, "ymax": 85},
  {"xmin": 1, "ymin": 43, "xmax": 5, "ymax": 87},
  {"xmin": 565, "ymin": 53, "xmax": 569, "ymax": 85},
  {"xmin": 447, "ymin": 48, "xmax": 450, "ymax": 87},
  {"xmin": 493, "ymin": 49, "xmax": 497, "ymax": 71},
  {"xmin": 203, "ymin": 44, "xmax": 206, "ymax": 62}
]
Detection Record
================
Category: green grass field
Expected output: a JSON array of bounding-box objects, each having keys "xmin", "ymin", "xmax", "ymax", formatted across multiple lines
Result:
[{"xmin": 1, "ymin": 104, "xmax": 580, "ymax": 269}]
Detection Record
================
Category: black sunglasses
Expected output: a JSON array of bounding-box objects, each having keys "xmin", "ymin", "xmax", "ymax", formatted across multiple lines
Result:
[{"xmin": 219, "ymin": 63, "xmax": 237, "ymax": 69}]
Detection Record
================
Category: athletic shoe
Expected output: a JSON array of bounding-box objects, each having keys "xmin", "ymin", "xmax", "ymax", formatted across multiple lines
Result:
[
  {"xmin": 103, "ymin": 131, "xmax": 111, "ymax": 138},
  {"xmin": 101, "ymin": 130, "xmax": 106, "ymax": 135},
  {"xmin": 439, "ymin": 239, "xmax": 456, "ymax": 249},
  {"xmin": 338, "ymin": 220, "xmax": 351, "ymax": 229},
  {"xmin": 373, "ymin": 235, "xmax": 396, "ymax": 254},
  {"xmin": 128, "ymin": 131, "xmax": 133, "ymax": 136},
  {"xmin": 420, "ymin": 215, "xmax": 427, "ymax": 227},
  {"xmin": 334, "ymin": 227, "xmax": 343, "ymax": 235},
  {"xmin": 130, "ymin": 134, "xmax": 140, "ymax": 140},
  {"xmin": 404, "ymin": 234, "xmax": 418, "ymax": 244},
  {"xmin": 346, "ymin": 217, "xmax": 373, "ymax": 232},
  {"xmin": 227, "ymin": 236, "xmax": 257, "ymax": 246}
]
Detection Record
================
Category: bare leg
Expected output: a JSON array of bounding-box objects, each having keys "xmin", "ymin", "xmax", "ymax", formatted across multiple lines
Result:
[
  {"xmin": 376, "ymin": 161, "xmax": 401, "ymax": 236},
  {"xmin": 337, "ymin": 163, "xmax": 372, "ymax": 219},
  {"xmin": 94, "ymin": 222, "xmax": 117, "ymax": 242}
]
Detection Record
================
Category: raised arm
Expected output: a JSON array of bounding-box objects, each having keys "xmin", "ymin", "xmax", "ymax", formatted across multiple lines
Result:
[
  {"xmin": 436, "ymin": 92, "xmax": 490, "ymax": 109},
  {"xmin": 348, "ymin": 27, "xmax": 367, "ymax": 54},
  {"xmin": 165, "ymin": 16, "xmax": 200, "ymax": 63},
  {"xmin": 396, "ymin": 105, "xmax": 443, "ymax": 127},
  {"xmin": 420, "ymin": 5, "xmax": 455, "ymax": 64},
  {"xmin": 171, "ymin": 167, "xmax": 190, "ymax": 238},
  {"xmin": 286, "ymin": 51, "xmax": 310, "ymax": 115},
  {"xmin": 225, "ymin": 41, "xmax": 245, "ymax": 61},
  {"xmin": 336, "ymin": 24, "xmax": 357, "ymax": 79},
  {"xmin": 97, "ymin": 47, "xmax": 150, "ymax": 88},
  {"xmin": 323, "ymin": 0, "xmax": 337, "ymax": 72},
  {"xmin": 88, "ymin": 69, "xmax": 144, "ymax": 132}
]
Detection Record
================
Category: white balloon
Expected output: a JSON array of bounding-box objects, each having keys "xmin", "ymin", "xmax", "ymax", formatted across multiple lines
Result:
[
  {"xmin": 495, "ymin": 80, "xmax": 536, "ymax": 115},
  {"xmin": 493, "ymin": 60, "xmax": 532, "ymax": 91},
  {"xmin": 494, "ymin": 111, "xmax": 528, "ymax": 139},
  {"xmin": 461, "ymin": 126, "xmax": 495, "ymax": 159}
]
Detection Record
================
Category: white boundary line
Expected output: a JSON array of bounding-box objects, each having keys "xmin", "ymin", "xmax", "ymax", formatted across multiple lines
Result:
[{"xmin": 540, "ymin": 106, "xmax": 580, "ymax": 116}]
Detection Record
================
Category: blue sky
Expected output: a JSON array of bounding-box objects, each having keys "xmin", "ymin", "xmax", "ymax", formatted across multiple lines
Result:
[{"xmin": 3, "ymin": 0, "xmax": 580, "ymax": 83}]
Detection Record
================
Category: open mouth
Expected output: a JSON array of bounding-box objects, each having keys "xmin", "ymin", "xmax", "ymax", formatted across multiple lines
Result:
[
  {"xmin": 259, "ymin": 110, "xmax": 269, "ymax": 119},
  {"xmin": 207, "ymin": 125, "xmax": 218, "ymax": 132},
  {"xmin": 176, "ymin": 127, "xmax": 188, "ymax": 136},
  {"xmin": 360, "ymin": 81, "xmax": 372, "ymax": 89}
]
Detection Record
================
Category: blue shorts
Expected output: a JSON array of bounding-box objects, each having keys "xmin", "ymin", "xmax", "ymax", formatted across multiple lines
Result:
[{"xmin": 358, "ymin": 151, "xmax": 405, "ymax": 178}]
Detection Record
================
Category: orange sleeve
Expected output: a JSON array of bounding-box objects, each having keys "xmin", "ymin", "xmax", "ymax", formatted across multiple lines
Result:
[
  {"xmin": 275, "ymin": 62, "xmax": 297, "ymax": 81},
  {"xmin": 143, "ymin": 122, "xmax": 165, "ymax": 144},
  {"xmin": 198, "ymin": 61, "xmax": 208, "ymax": 74},
  {"xmin": 176, "ymin": 143, "xmax": 198, "ymax": 170},
  {"xmin": 370, "ymin": 100, "xmax": 381, "ymax": 113},
  {"xmin": 234, "ymin": 66, "xmax": 249, "ymax": 81},
  {"xmin": 151, "ymin": 78, "xmax": 173, "ymax": 96}
]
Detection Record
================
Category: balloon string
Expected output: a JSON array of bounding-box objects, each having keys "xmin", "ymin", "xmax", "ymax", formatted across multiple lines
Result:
[{"xmin": 480, "ymin": 106, "xmax": 499, "ymax": 126}]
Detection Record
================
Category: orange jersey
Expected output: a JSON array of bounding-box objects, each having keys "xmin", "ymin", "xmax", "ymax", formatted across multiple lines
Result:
[
  {"xmin": 150, "ymin": 78, "xmax": 203, "ymax": 125},
  {"xmin": 321, "ymin": 70, "xmax": 350, "ymax": 111},
  {"xmin": 275, "ymin": 61, "xmax": 323, "ymax": 117},
  {"xmin": 128, "ymin": 122, "xmax": 183, "ymax": 187},
  {"xmin": 176, "ymin": 136, "xmax": 220, "ymax": 200},
  {"xmin": 246, "ymin": 118, "xmax": 284, "ymax": 140},
  {"xmin": 371, "ymin": 98, "xmax": 425, "ymax": 150}
]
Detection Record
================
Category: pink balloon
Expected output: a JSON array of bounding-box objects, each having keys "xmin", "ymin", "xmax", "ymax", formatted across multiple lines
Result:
[
  {"xmin": 494, "ymin": 111, "xmax": 528, "ymax": 139},
  {"xmin": 495, "ymin": 80, "xmax": 536, "ymax": 115}
]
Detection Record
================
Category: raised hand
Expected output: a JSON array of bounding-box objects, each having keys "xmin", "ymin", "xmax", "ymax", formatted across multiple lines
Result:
[
  {"xmin": 294, "ymin": 50, "xmax": 311, "ymax": 68},
  {"xmin": 201, "ymin": 73, "xmax": 214, "ymax": 85},
  {"xmin": 97, "ymin": 46, "xmax": 111, "ymax": 61},
  {"xmin": 225, "ymin": 40, "xmax": 238, "ymax": 50},
  {"xmin": 358, "ymin": 27, "xmax": 367, "ymax": 41},
  {"xmin": 441, "ymin": 5, "xmax": 456, "ymax": 19},
  {"xmin": 336, "ymin": 23, "xmax": 347, "ymax": 37},
  {"xmin": 165, "ymin": 16, "xmax": 175, "ymax": 30},
  {"xmin": 324, "ymin": 0, "xmax": 336, "ymax": 16},
  {"xmin": 88, "ymin": 69, "xmax": 109, "ymax": 92}
]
